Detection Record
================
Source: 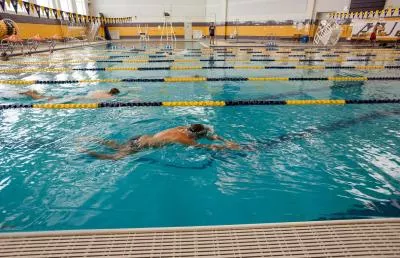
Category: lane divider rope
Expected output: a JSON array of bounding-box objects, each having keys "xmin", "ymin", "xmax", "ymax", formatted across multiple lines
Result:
[
  {"xmin": 2, "ymin": 76, "xmax": 400, "ymax": 85},
  {"xmin": 3, "ymin": 58, "xmax": 400, "ymax": 66},
  {"xmin": 1, "ymin": 99, "xmax": 398, "ymax": 109},
  {"xmin": 2, "ymin": 65, "xmax": 400, "ymax": 73}
]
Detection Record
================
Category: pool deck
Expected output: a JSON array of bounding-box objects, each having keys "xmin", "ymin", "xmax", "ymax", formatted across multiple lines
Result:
[{"xmin": 1, "ymin": 218, "xmax": 399, "ymax": 257}]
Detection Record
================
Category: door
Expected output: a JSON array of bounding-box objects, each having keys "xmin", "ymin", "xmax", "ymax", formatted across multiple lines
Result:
[{"xmin": 184, "ymin": 21, "xmax": 192, "ymax": 40}]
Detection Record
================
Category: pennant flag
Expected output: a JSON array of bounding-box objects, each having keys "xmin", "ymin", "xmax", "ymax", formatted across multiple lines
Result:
[
  {"xmin": 23, "ymin": 1, "xmax": 30, "ymax": 14},
  {"xmin": 44, "ymin": 6, "xmax": 50, "ymax": 18},
  {"xmin": 391, "ymin": 8, "xmax": 396, "ymax": 16},
  {"xmin": 10, "ymin": 0, "xmax": 18, "ymax": 13},
  {"xmin": 34, "ymin": 4, "xmax": 41, "ymax": 17},
  {"xmin": 59, "ymin": 10, "xmax": 64, "ymax": 20},
  {"xmin": 18, "ymin": 0, "xmax": 21, "ymax": 8},
  {"xmin": 5, "ymin": 0, "xmax": 10, "ymax": 9},
  {"xmin": 52, "ymin": 9, "xmax": 58, "ymax": 19},
  {"xmin": 384, "ymin": 9, "xmax": 389, "ymax": 17},
  {"xmin": 0, "ymin": 0, "xmax": 5, "ymax": 11}
]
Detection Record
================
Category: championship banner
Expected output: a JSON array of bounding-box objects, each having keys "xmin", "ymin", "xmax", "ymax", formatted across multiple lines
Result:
[
  {"xmin": 0, "ymin": 0, "xmax": 6, "ymax": 11},
  {"xmin": 44, "ymin": 6, "xmax": 50, "ymax": 18},
  {"xmin": 23, "ymin": 1, "xmax": 29, "ymax": 14},
  {"xmin": 34, "ymin": 4, "xmax": 41, "ymax": 18},
  {"xmin": 29, "ymin": 2, "xmax": 34, "ymax": 14},
  {"xmin": 10, "ymin": 0, "xmax": 18, "ymax": 13},
  {"xmin": 352, "ymin": 20, "xmax": 400, "ymax": 40},
  {"xmin": 52, "ymin": 8, "xmax": 58, "ymax": 19}
]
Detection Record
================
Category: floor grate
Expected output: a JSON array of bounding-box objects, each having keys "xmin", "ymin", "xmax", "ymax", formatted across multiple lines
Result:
[{"xmin": 1, "ymin": 218, "xmax": 400, "ymax": 257}]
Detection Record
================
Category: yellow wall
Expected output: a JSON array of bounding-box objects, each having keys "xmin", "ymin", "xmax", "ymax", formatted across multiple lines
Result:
[
  {"xmin": 108, "ymin": 26, "xmax": 184, "ymax": 37},
  {"xmin": 108, "ymin": 25, "xmax": 317, "ymax": 38},
  {"xmin": 16, "ymin": 23, "xmax": 86, "ymax": 39},
  {"xmin": 10, "ymin": 20, "xmax": 398, "ymax": 40}
]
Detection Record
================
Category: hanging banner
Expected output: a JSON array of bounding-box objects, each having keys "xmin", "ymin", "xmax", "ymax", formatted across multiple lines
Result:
[
  {"xmin": 52, "ymin": 9, "xmax": 58, "ymax": 19},
  {"xmin": 40, "ymin": 5, "xmax": 44, "ymax": 17},
  {"xmin": 34, "ymin": 4, "xmax": 41, "ymax": 18},
  {"xmin": 44, "ymin": 6, "xmax": 50, "ymax": 18},
  {"xmin": 0, "ymin": 0, "xmax": 5, "ymax": 11},
  {"xmin": 29, "ymin": 2, "xmax": 34, "ymax": 14},
  {"xmin": 352, "ymin": 20, "xmax": 400, "ymax": 40},
  {"xmin": 10, "ymin": 0, "xmax": 18, "ymax": 13},
  {"xmin": 23, "ymin": 1, "xmax": 30, "ymax": 14}
]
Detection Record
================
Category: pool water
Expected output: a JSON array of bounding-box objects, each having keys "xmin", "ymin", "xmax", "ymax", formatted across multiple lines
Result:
[{"xmin": 0, "ymin": 42, "xmax": 399, "ymax": 232}]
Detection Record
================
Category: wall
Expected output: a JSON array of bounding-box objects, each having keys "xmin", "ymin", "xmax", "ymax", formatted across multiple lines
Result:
[
  {"xmin": 385, "ymin": 0, "xmax": 400, "ymax": 7},
  {"xmin": 0, "ymin": 13, "xmax": 86, "ymax": 39},
  {"xmin": 90, "ymin": 0, "xmax": 209, "ymax": 22},
  {"xmin": 314, "ymin": 0, "xmax": 350, "ymax": 14},
  {"xmin": 226, "ymin": 0, "xmax": 309, "ymax": 22},
  {"xmin": 1, "ymin": 0, "xmax": 399, "ymax": 40}
]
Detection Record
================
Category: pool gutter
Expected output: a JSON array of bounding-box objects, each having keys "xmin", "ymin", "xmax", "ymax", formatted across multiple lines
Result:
[{"xmin": 1, "ymin": 218, "xmax": 399, "ymax": 257}]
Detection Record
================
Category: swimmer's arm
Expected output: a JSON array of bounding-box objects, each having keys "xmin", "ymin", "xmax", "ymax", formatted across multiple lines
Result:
[
  {"xmin": 207, "ymin": 135, "xmax": 240, "ymax": 149},
  {"xmin": 83, "ymin": 150, "xmax": 130, "ymax": 160},
  {"xmin": 178, "ymin": 138, "xmax": 225, "ymax": 150},
  {"xmin": 20, "ymin": 91, "xmax": 42, "ymax": 100},
  {"xmin": 207, "ymin": 134, "xmax": 224, "ymax": 141},
  {"xmin": 99, "ymin": 139, "xmax": 122, "ymax": 149}
]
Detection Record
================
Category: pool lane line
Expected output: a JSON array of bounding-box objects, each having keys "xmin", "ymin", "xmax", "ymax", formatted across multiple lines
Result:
[
  {"xmin": 1, "ymin": 99, "xmax": 399, "ymax": 110},
  {"xmin": 255, "ymin": 110, "xmax": 400, "ymax": 149},
  {"xmin": 4, "ymin": 58, "xmax": 400, "ymax": 66},
  {"xmin": 13, "ymin": 52, "xmax": 398, "ymax": 61},
  {"xmin": 2, "ymin": 65, "xmax": 400, "ymax": 73},
  {"xmin": 3, "ymin": 76, "xmax": 400, "ymax": 85}
]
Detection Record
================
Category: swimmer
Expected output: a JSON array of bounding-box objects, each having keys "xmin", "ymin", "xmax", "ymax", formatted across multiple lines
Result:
[
  {"xmin": 80, "ymin": 124, "xmax": 240, "ymax": 160},
  {"xmin": 19, "ymin": 90, "xmax": 57, "ymax": 100},
  {"xmin": 1, "ymin": 52, "xmax": 9, "ymax": 61},
  {"xmin": 86, "ymin": 88, "xmax": 120, "ymax": 99}
]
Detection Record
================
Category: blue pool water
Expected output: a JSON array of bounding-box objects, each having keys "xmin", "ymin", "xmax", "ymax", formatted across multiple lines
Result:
[{"xmin": 0, "ymin": 42, "xmax": 399, "ymax": 232}]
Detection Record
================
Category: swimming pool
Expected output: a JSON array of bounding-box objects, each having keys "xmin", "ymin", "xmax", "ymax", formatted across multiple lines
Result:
[{"xmin": 0, "ymin": 42, "xmax": 399, "ymax": 232}]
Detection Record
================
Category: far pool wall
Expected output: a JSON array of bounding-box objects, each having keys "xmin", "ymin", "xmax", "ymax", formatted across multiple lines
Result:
[{"xmin": 0, "ymin": 13, "xmax": 87, "ymax": 39}]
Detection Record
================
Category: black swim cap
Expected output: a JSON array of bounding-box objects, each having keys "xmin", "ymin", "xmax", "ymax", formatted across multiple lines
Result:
[{"xmin": 109, "ymin": 88, "xmax": 120, "ymax": 95}]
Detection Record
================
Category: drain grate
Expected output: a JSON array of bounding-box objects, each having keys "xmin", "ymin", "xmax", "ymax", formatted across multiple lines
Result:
[{"xmin": 1, "ymin": 218, "xmax": 400, "ymax": 257}]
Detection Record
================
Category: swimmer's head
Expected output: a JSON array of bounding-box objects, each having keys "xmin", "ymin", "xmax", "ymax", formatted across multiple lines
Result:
[
  {"xmin": 188, "ymin": 124, "xmax": 214, "ymax": 138},
  {"xmin": 109, "ymin": 88, "xmax": 120, "ymax": 95},
  {"xmin": 1, "ymin": 52, "xmax": 9, "ymax": 61}
]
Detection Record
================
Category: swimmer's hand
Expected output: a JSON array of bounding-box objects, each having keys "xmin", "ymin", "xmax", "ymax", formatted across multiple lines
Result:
[{"xmin": 225, "ymin": 141, "xmax": 241, "ymax": 150}]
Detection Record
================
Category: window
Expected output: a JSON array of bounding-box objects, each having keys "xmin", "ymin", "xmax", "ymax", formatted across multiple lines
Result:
[
  {"xmin": 75, "ymin": 0, "xmax": 87, "ymax": 15},
  {"xmin": 36, "ymin": 0, "xmax": 54, "ymax": 9},
  {"xmin": 60, "ymin": 0, "xmax": 73, "ymax": 12},
  {"xmin": 5, "ymin": 3, "xmax": 27, "ymax": 14}
]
